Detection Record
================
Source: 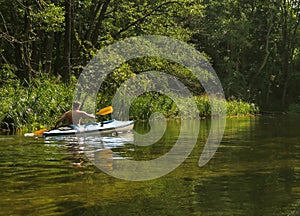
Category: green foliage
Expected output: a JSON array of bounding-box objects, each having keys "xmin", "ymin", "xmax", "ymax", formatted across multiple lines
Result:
[
  {"xmin": 194, "ymin": 95, "xmax": 259, "ymax": 117},
  {"xmin": 0, "ymin": 66, "xmax": 259, "ymax": 131},
  {"xmin": 0, "ymin": 73, "xmax": 74, "ymax": 131},
  {"xmin": 127, "ymin": 94, "xmax": 259, "ymax": 120},
  {"xmin": 32, "ymin": 3, "xmax": 65, "ymax": 32},
  {"xmin": 193, "ymin": 95, "xmax": 211, "ymax": 117},
  {"xmin": 226, "ymin": 100, "xmax": 259, "ymax": 116},
  {"xmin": 129, "ymin": 93, "xmax": 179, "ymax": 119},
  {"xmin": 192, "ymin": 0, "xmax": 300, "ymax": 106},
  {"xmin": 1, "ymin": 0, "xmax": 299, "ymax": 124},
  {"xmin": 289, "ymin": 104, "xmax": 300, "ymax": 113},
  {"xmin": 0, "ymin": 64, "xmax": 17, "ymax": 84}
]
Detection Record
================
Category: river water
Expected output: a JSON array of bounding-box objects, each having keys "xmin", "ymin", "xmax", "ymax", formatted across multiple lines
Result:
[{"xmin": 0, "ymin": 115, "xmax": 299, "ymax": 216}]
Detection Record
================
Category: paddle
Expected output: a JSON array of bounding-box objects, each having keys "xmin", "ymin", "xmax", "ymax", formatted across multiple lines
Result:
[
  {"xmin": 24, "ymin": 128, "xmax": 48, "ymax": 137},
  {"xmin": 96, "ymin": 106, "xmax": 113, "ymax": 116},
  {"xmin": 34, "ymin": 128, "xmax": 48, "ymax": 135},
  {"xmin": 96, "ymin": 106, "xmax": 113, "ymax": 127}
]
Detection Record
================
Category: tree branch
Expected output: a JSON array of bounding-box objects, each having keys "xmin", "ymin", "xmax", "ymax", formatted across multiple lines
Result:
[
  {"xmin": 85, "ymin": 0, "xmax": 105, "ymax": 42},
  {"xmin": 91, "ymin": 0, "xmax": 111, "ymax": 45},
  {"xmin": 113, "ymin": 1, "xmax": 182, "ymax": 39}
]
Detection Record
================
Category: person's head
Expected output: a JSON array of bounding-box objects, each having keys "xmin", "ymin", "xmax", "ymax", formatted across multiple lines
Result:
[{"xmin": 73, "ymin": 101, "xmax": 81, "ymax": 110}]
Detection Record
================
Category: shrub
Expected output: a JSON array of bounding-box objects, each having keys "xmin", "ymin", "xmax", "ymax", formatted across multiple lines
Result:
[
  {"xmin": 0, "ymin": 74, "xmax": 74, "ymax": 132},
  {"xmin": 0, "ymin": 69, "xmax": 260, "ymax": 131}
]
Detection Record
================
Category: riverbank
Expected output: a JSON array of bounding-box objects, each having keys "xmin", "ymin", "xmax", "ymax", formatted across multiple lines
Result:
[{"xmin": 0, "ymin": 75, "xmax": 259, "ymax": 132}]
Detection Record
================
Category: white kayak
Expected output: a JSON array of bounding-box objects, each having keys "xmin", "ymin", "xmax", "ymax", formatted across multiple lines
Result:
[{"xmin": 42, "ymin": 119, "xmax": 134, "ymax": 138}]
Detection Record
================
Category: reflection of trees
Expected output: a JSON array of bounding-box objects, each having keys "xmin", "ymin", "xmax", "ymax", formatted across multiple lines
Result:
[
  {"xmin": 189, "ymin": 116, "xmax": 300, "ymax": 215},
  {"xmin": 192, "ymin": 168, "xmax": 296, "ymax": 215}
]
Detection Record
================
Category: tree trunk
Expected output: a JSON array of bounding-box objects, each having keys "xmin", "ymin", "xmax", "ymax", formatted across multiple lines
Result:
[
  {"xmin": 44, "ymin": 32, "xmax": 54, "ymax": 74},
  {"xmin": 249, "ymin": 4, "xmax": 273, "ymax": 92},
  {"xmin": 53, "ymin": 32, "xmax": 63, "ymax": 75},
  {"xmin": 14, "ymin": 43, "xmax": 29, "ymax": 82},
  {"xmin": 31, "ymin": 38, "xmax": 40, "ymax": 74},
  {"xmin": 85, "ymin": 0, "xmax": 103, "ymax": 42},
  {"xmin": 10, "ymin": 1, "xmax": 30, "ymax": 82},
  {"xmin": 60, "ymin": 0, "xmax": 72, "ymax": 83},
  {"xmin": 43, "ymin": 0, "xmax": 58, "ymax": 74},
  {"xmin": 281, "ymin": 0, "xmax": 300, "ymax": 105},
  {"xmin": 280, "ymin": 0, "xmax": 290, "ymax": 106},
  {"xmin": 91, "ymin": 0, "xmax": 111, "ymax": 46}
]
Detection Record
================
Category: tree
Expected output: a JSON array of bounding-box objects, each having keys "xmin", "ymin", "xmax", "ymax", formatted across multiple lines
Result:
[
  {"xmin": 278, "ymin": 0, "xmax": 300, "ymax": 105},
  {"xmin": 189, "ymin": 0, "xmax": 300, "ymax": 109},
  {"xmin": 59, "ymin": 0, "xmax": 72, "ymax": 83}
]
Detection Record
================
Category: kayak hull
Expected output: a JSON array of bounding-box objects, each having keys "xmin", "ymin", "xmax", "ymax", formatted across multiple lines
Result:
[{"xmin": 42, "ymin": 120, "xmax": 134, "ymax": 138}]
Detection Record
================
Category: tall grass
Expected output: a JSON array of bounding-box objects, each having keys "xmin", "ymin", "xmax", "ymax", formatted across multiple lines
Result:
[
  {"xmin": 0, "ymin": 73, "xmax": 74, "ymax": 132},
  {"xmin": 127, "ymin": 94, "xmax": 259, "ymax": 120}
]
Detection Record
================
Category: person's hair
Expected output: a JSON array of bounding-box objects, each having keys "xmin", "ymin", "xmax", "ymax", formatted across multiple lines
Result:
[{"xmin": 73, "ymin": 101, "xmax": 81, "ymax": 109}]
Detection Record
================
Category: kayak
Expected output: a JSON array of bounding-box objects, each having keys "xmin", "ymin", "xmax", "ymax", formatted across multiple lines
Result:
[{"xmin": 42, "ymin": 119, "xmax": 134, "ymax": 138}]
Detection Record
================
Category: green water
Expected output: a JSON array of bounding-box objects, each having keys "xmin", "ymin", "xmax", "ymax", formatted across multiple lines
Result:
[{"xmin": 0, "ymin": 115, "xmax": 300, "ymax": 216}]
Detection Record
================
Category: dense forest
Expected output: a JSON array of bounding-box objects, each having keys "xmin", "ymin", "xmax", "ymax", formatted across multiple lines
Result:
[{"xmin": 0, "ymin": 0, "xmax": 300, "ymax": 129}]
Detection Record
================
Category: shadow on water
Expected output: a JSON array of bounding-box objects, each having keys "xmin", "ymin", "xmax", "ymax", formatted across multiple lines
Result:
[{"xmin": 55, "ymin": 201, "xmax": 88, "ymax": 216}]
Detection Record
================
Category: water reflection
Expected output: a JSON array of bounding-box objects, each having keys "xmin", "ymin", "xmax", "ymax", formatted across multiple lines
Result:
[
  {"xmin": 189, "ymin": 115, "xmax": 300, "ymax": 215},
  {"xmin": 0, "ymin": 115, "xmax": 300, "ymax": 215},
  {"xmin": 42, "ymin": 130, "xmax": 135, "ymax": 171}
]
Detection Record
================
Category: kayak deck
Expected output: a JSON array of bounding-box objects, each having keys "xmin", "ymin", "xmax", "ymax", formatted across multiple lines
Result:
[{"xmin": 42, "ymin": 120, "xmax": 134, "ymax": 137}]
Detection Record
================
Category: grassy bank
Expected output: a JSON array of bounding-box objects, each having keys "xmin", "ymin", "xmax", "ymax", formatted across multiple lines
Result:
[
  {"xmin": 127, "ymin": 94, "xmax": 259, "ymax": 120},
  {"xmin": 1, "ymin": 73, "xmax": 75, "ymax": 132},
  {"xmin": 0, "ymin": 75, "xmax": 259, "ymax": 132}
]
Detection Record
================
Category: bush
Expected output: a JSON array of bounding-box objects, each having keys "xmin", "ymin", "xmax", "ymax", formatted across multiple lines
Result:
[
  {"xmin": 226, "ymin": 100, "xmax": 259, "ymax": 116},
  {"xmin": 127, "ymin": 94, "xmax": 259, "ymax": 120},
  {"xmin": 0, "ymin": 73, "xmax": 75, "ymax": 132},
  {"xmin": 0, "ymin": 68, "xmax": 260, "ymax": 131}
]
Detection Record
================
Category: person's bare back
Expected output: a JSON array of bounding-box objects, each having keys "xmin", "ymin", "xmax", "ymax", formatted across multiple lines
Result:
[{"xmin": 55, "ymin": 102, "xmax": 95, "ymax": 127}]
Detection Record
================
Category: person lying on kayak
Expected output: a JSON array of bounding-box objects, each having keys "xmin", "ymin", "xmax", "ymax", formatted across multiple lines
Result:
[{"xmin": 55, "ymin": 101, "xmax": 95, "ymax": 128}]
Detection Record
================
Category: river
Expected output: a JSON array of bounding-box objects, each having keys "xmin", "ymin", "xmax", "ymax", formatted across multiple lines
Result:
[{"xmin": 0, "ymin": 114, "xmax": 299, "ymax": 215}]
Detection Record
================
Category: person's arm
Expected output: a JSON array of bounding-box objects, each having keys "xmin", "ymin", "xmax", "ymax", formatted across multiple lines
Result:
[
  {"xmin": 55, "ymin": 113, "xmax": 67, "ymax": 128},
  {"xmin": 79, "ymin": 111, "xmax": 95, "ymax": 120}
]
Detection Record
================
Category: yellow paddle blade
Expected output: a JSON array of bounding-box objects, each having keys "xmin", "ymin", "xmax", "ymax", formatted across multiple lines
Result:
[
  {"xmin": 34, "ymin": 128, "xmax": 47, "ymax": 135},
  {"xmin": 96, "ymin": 106, "xmax": 113, "ymax": 115}
]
